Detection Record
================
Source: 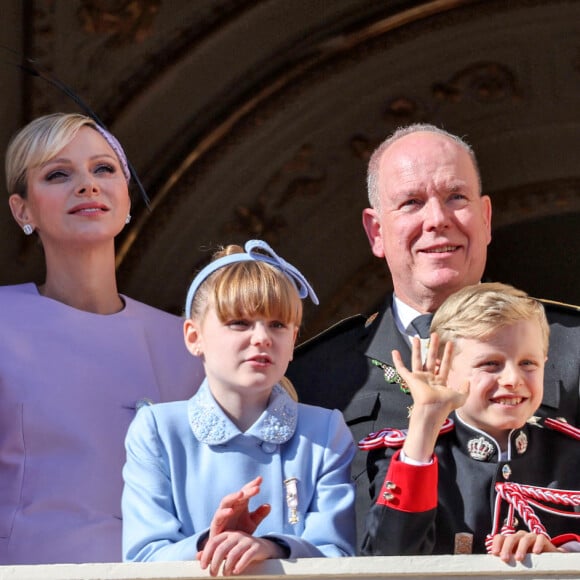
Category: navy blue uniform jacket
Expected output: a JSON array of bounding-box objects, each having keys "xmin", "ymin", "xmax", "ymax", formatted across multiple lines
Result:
[{"xmin": 287, "ymin": 295, "xmax": 580, "ymax": 550}]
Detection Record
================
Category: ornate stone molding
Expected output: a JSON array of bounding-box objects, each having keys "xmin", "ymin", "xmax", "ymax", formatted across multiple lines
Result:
[
  {"xmin": 78, "ymin": 0, "xmax": 162, "ymax": 46},
  {"xmin": 490, "ymin": 178, "xmax": 580, "ymax": 228},
  {"xmin": 433, "ymin": 61, "xmax": 522, "ymax": 104}
]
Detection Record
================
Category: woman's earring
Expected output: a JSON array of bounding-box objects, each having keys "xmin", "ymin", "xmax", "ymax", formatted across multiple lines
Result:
[
  {"xmin": 22, "ymin": 224, "xmax": 34, "ymax": 235},
  {"xmin": 125, "ymin": 214, "xmax": 132, "ymax": 225}
]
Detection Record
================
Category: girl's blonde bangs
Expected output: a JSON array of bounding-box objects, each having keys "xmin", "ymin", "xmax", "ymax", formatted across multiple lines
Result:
[{"xmin": 211, "ymin": 261, "xmax": 302, "ymax": 325}]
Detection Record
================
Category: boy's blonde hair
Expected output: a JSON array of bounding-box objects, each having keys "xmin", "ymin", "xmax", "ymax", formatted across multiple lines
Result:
[
  {"xmin": 432, "ymin": 282, "xmax": 550, "ymax": 355},
  {"xmin": 6, "ymin": 112, "xmax": 128, "ymax": 197},
  {"xmin": 188, "ymin": 245, "xmax": 303, "ymax": 327}
]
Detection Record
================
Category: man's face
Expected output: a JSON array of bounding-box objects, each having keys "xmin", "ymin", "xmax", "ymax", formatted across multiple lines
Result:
[{"xmin": 362, "ymin": 132, "xmax": 492, "ymax": 312}]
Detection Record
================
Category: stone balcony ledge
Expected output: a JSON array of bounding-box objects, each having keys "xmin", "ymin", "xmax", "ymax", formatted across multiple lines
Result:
[{"xmin": 2, "ymin": 553, "xmax": 580, "ymax": 580}]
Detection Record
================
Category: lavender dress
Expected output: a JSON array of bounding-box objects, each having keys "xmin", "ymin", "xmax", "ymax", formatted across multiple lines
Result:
[{"xmin": 0, "ymin": 283, "xmax": 204, "ymax": 564}]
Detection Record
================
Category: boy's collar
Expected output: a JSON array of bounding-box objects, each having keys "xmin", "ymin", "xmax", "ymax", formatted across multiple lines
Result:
[{"xmin": 453, "ymin": 411, "xmax": 529, "ymax": 463}]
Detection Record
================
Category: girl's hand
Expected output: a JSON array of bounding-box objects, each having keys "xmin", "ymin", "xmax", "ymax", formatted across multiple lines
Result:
[
  {"xmin": 489, "ymin": 531, "xmax": 561, "ymax": 562},
  {"xmin": 206, "ymin": 476, "xmax": 271, "ymax": 542},
  {"xmin": 197, "ymin": 531, "xmax": 285, "ymax": 576}
]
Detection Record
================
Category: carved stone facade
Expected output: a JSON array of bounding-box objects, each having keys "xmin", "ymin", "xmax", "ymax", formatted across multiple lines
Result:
[{"xmin": 1, "ymin": 0, "xmax": 578, "ymax": 337}]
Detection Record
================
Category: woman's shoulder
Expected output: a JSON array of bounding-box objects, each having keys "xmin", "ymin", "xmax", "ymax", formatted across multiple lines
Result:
[
  {"xmin": 0, "ymin": 282, "xmax": 37, "ymax": 297},
  {"xmin": 121, "ymin": 295, "xmax": 183, "ymax": 322},
  {"xmin": 0, "ymin": 283, "xmax": 40, "ymax": 320},
  {"xmin": 139, "ymin": 399, "xmax": 189, "ymax": 420},
  {"xmin": 121, "ymin": 297, "xmax": 191, "ymax": 354}
]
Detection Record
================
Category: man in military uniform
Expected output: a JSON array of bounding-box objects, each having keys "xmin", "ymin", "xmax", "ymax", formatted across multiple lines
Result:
[{"xmin": 286, "ymin": 124, "xmax": 580, "ymax": 551}]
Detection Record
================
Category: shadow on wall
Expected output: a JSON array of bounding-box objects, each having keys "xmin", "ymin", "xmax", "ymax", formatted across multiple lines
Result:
[{"xmin": 485, "ymin": 213, "xmax": 580, "ymax": 306}]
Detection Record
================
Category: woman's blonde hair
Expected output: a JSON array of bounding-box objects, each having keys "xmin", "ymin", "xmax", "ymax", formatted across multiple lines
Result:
[
  {"xmin": 432, "ymin": 282, "xmax": 550, "ymax": 355},
  {"xmin": 6, "ymin": 112, "xmax": 128, "ymax": 197},
  {"xmin": 189, "ymin": 245, "xmax": 303, "ymax": 327}
]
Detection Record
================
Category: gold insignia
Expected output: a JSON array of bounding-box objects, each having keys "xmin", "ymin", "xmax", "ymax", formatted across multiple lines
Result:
[{"xmin": 365, "ymin": 312, "xmax": 378, "ymax": 327}]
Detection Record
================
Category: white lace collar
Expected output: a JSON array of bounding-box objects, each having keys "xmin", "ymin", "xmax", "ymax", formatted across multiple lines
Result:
[{"xmin": 188, "ymin": 380, "xmax": 298, "ymax": 445}]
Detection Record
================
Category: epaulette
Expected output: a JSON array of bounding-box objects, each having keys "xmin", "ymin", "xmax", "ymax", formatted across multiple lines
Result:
[
  {"xmin": 358, "ymin": 417, "xmax": 455, "ymax": 451},
  {"xmin": 537, "ymin": 297, "xmax": 580, "ymax": 314},
  {"xmin": 528, "ymin": 415, "xmax": 580, "ymax": 441},
  {"xmin": 294, "ymin": 313, "xmax": 367, "ymax": 351}
]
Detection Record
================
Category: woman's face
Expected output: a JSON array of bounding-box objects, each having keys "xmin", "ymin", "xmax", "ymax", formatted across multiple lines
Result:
[{"xmin": 11, "ymin": 126, "xmax": 130, "ymax": 247}]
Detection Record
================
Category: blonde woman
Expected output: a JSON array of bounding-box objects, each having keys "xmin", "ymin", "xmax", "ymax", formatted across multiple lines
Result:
[{"xmin": 0, "ymin": 113, "xmax": 204, "ymax": 564}]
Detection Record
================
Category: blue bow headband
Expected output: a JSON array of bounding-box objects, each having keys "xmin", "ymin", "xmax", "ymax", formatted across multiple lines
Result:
[{"xmin": 184, "ymin": 239, "xmax": 319, "ymax": 317}]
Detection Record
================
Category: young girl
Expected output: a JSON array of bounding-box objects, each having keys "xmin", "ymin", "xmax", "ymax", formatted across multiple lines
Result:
[
  {"xmin": 122, "ymin": 240, "xmax": 356, "ymax": 575},
  {"xmin": 361, "ymin": 283, "xmax": 580, "ymax": 561}
]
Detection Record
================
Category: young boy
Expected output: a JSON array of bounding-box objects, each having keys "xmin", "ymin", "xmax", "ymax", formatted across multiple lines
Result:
[{"xmin": 361, "ymin": 283, "xmax": 580, "ymax": 561}]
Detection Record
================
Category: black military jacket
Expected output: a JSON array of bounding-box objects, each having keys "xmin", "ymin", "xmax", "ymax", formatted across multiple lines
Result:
[
  {"xmin": 287, "ymin": 295, "xmax": 580, "ymax": 550},
  {"xmin": 361, "ymin": 414, "xmax": 580, "ymax": 556}
]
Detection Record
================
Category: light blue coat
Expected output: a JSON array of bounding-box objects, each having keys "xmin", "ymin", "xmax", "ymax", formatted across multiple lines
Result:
[{"xmin": 122, "ymin": 380, "xmax": 356, "ymax": 561}]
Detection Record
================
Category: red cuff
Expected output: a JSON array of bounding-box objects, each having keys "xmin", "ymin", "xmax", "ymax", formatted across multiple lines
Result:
[
  {"xmin": 376, "ymin": 449, "xmax": 438, "ymax": 512},
  {"xmin": 552, "ymin": 533, "xmax": 580, "ymax": 548}
]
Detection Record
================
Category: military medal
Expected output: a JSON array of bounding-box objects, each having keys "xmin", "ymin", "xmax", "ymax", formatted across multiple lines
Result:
[{"xmin": 371, "ymin": 359, "xmax": 409, "ymax": 394}]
